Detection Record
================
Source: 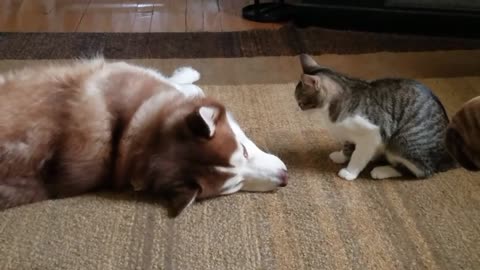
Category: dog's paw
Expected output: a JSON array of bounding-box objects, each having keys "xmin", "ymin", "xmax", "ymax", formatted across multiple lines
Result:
[
  {"xmin": 370, "ymin": 166, "xmax": 402, "ymax": 179},
  {"xmin": 338, "ymin": 168, "xmax": 358, "ymax": 181},
  {"xmin": 329, "ymin": 151, "xmax": 348, "ymax": 164}
]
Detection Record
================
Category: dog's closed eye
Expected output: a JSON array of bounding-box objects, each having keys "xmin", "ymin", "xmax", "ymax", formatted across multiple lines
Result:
[{"xmin": 242, "ymin": 144, "xmax": 248, "ymax": 159}]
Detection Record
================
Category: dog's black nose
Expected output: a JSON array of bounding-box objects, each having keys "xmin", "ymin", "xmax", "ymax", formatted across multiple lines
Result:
[{"xmin": 279, "ymin": 170, "xmax": 288, "ymax": 187}]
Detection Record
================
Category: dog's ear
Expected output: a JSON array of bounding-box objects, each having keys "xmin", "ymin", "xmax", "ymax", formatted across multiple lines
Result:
[
  {"xmin": 165, "ymin": 184, "xmax": 200, "ymax": 217},
  {"xmin": 186, "ymin": 106, "xmax": 220, "ymax": 139}
]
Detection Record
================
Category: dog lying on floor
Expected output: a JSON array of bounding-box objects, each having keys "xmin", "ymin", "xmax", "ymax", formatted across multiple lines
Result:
[
  {"xmin": 0, "ymin": 58, "xmax": 288, "ymax": 217},
  {"xmin": 445, "ymin": 96, "xmax": 480, "ymax": 171}
]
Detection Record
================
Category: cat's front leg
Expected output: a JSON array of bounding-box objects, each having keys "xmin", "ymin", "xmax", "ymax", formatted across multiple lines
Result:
[
  {"xmin": 338, "ymin": 138, "xmax": 379, "ymax": 181},
  {"xmin": 329, "ymin": 142, "xmax": 355, "ymax": 164}
]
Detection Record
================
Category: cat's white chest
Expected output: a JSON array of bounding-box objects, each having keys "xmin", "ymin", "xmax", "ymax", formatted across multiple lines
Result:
[{"xmin": 323, "ymin": 113, "xmax": 382, "ymax": 146}]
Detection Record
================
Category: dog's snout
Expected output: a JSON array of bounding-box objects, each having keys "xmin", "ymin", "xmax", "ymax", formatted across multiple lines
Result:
[{"xmin": 279, "ymin": 169, "xmax": 288, "ymax": 187}]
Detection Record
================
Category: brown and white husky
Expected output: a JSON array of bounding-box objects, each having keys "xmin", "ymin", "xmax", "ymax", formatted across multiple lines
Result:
[{"xmin": 0, "ymin": 58, "xmax": 287, "ymax": 217}]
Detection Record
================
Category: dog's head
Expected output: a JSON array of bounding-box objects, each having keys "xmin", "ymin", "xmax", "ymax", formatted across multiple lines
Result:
[{"xmin": 118, "ymin": 92, "xmax": 287, "ymax": 217}]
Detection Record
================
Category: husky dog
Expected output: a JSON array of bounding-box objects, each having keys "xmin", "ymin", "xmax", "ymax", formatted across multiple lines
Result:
[{"xmin": 0, "ymin": 59, "xmax": 287, "ymax": 217}]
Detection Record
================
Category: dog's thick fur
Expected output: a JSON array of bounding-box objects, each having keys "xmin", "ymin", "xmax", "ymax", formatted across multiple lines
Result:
[
  {"xmin": 446, "ymin": 96, "xmax": 480, "ymax": 171},
  {"xmin": 0, "ymin": 59, "xmax": 287, "ymax": 216}
]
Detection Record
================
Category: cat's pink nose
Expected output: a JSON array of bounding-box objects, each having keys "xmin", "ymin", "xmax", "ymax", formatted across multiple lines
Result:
[{"xmin": 279, "ymin": 170, "xmax": 288, "ymax": 187}]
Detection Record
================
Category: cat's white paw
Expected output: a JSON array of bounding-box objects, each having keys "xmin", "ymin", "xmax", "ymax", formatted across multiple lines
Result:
[
  {"xmin": 338, "ymin": 168, "xmax": 358, "ymax": 181},
  {"xmin": 329, "ymin": 151, "xmax": 348, "ymax": 164},
  {"xmin": 370, "ymin": 166, "xmax": 402, "ymax": 179}
]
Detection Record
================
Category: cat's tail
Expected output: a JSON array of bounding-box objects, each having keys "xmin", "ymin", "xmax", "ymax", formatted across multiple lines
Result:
[{"xmin": 169, "ymin": 67, "xmax": 200, "ymax": 85}]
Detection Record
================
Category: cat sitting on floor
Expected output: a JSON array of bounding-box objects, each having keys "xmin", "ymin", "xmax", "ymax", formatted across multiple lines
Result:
[{"xmin": 294, "ymin": 54, "xmax": 456, "ymax": 181}]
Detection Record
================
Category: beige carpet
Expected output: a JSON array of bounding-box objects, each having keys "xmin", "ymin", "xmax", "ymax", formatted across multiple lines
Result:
[{"xmin": 0, "ymin": 54, "xmax": 479, "ymax": 270}]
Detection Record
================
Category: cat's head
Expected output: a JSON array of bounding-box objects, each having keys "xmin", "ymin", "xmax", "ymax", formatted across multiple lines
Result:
[{"xmin": 295, "ymin": 54, "xmax": 342, "ymax": 111}]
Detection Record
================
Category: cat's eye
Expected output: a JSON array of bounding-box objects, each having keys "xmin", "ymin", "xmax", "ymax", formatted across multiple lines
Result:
[{"xmin": 242, "ymin": 144, "xmax": 248, "ymax": 159}]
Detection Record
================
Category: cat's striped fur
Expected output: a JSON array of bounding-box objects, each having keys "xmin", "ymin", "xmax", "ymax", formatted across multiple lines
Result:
[
  {"xmin": 295, "ymin": 54, "xmax": 456, "ymax": 180},
  {"xmin": 446, "ymin": 96, "xmax": 480, "ymax": 171}
]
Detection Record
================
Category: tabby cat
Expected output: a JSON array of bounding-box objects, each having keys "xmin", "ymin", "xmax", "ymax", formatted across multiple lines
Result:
[
  {"xmin": 445, "ymin": 96, "xmax": 480, "ymax": 171},
  {"xmin": 294, "ymin": 54, "xmax": 456, "ymax": 181}
]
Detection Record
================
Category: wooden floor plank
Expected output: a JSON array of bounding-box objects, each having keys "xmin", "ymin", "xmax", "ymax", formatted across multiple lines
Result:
[
  {"xmin": 132, "ymin": 0, "xmax": 154, "ymax": 32},
  {"xmin": 0, "ymin": 0, "xmax": 281, "ymax": 32},
  {"xmin": 0, "ymin": 0, "xmax": 89, "ymax": 32},
  {"xmin": 0, "ymin": 0, "xmax": 25, "ymax": 32},
  {"xmin": 186, "ymin": 0, "xmax": 203, "ymax": 32},
  {"xmin": 150, "ymin": 0, "xmax": 186, "ymax": 32},
  {"xmin": 202, "ymin": 0, "xmax": 222, "ymax": 32},
  {"xmin": 78, "ymin": 0, "xmax": 144, "ymax": 32}
]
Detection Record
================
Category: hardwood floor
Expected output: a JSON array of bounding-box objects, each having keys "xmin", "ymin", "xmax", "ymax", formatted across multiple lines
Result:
[{"xmin": 0, "ymin": 0, "xmax": 281, "ymax": 32}]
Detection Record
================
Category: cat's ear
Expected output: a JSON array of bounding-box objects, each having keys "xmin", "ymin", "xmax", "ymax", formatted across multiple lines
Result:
[
  {"xmin": 300, "ymin": 54, "xmax": 319, "ymax": 73},
  {"xmin": 302, "ymin": 74, "xmax": 342, "ymax": 95},
  {"xmin": 301, "ymin": 74, "xmax": 321, "ymax": 90}
]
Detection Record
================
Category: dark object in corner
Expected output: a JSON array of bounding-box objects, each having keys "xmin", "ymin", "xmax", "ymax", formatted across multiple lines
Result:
[{"xmin": 242, "ymin": 0, "xmax": 480, "ymax": 38}]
